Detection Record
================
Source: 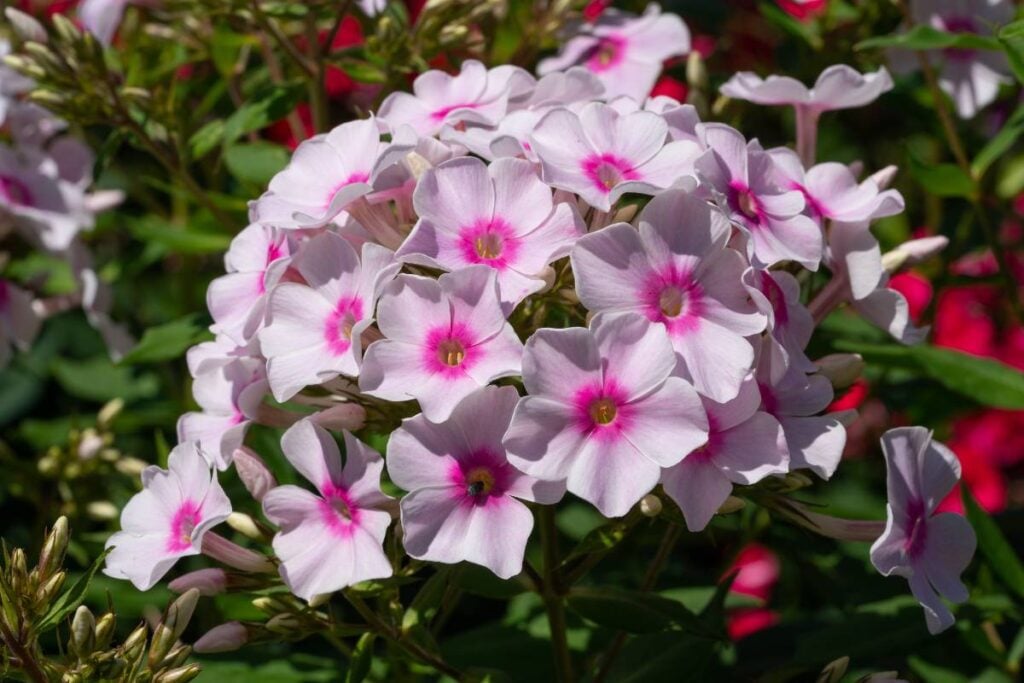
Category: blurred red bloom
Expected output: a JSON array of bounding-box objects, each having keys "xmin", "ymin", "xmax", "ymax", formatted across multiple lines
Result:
[
  {"xmin": 828, "ymin": 378, "xmax": 869, "ymax": 412},
  {"xmin": 723, "ymin": 543, "xmax": 780, "ymax": 640},
  {"xmin": 650, "ymin": 76, "xmax": 688, "ymax": 102},
  {"xmin": 728, "ymin": 608, "xmax": 781, "ymax": 640},
  {"xmin": 775, "ymin": 0, "xmax": 827, "ymax": 21},
  {"xmin": 888, "ymin": 271, "xmax": 932, "ymax": 323}
]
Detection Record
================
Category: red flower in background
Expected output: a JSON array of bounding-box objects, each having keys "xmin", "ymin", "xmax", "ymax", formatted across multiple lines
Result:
[
  {"xmin": 775, "ymin": 0, "xmax": 827, "ymax": 21},
  {"xmin": 650, "ymin": 76, "xmax": 688, "ymax": 102},
  {"xmin": 724, "ymin": 544, "xmax": 781, "ymax": 640}
]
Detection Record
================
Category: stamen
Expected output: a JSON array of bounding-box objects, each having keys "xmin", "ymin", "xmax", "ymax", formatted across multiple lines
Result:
[
  {"xmin": 589, "ymin": 398, "xmax": 618, "ymax": 426},
  {"xmin": 474, "ymin": 232, "xmax": 504, "ymax": 260},
  {"xmin": 437, "ymin": 339, "xmax": 466, "ymax": 367},
  {"xmin": 465, "ymin": 468, "xmax": 495, "ymax": 497},
  {"xmin": 659, "ymin": 287, "xmax": 684, "ymax": 318}
]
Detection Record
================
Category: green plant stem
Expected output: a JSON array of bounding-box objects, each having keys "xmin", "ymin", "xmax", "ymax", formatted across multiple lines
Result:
[
  {"xmin": 249, "ymin": 0, "xmax": 316, "ymax": 78},
  {"xmin": 0, "ymin": 619, "xmax": 45, "ymax": 683},
  {"xmin": 539, "ymin": 506, "xmax": 574, "ymax": 682},
  {"xmin": 304, "ymin": 13, "xmax": 329, "ymax": 134}
]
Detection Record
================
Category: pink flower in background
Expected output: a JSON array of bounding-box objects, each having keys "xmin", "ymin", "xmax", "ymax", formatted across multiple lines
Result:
[
  {"xmin": 262, "ymin": 420, "xmax": 393, "ymax": 601},
  {"xmin": 177, "ymin": 358, "xmax": 267, "ymax": 470},
  {"xmin": 721, "ymin": 65, "xmax": 892, "ymax": 113},
  {"xmin": 378, "ymin": 60, "xmax": 533, "ymax": 137},
  {"xmin": 776, "ymin": 0, "xmax": 827, "ymax": 21},
  {"xmin": 725, "ymin": 543, "xmax": 781, "ymax": 640},
  {"xmin": 571, "ymin": 188, "xmax": 765, "ymax": 401},
  {"xmin": 871, "ymin": 427, "xmax": 977, "ymax": 634},
  {"xmin": 398, "ymin": 157, "xmax": 584, "ymax": 308},
  {"xmin": 360, "ymin": 266, "xmax": 524, "ymax": 422},
  {"xmin": 387, "ymin": 386, "xmax": 564, "ymax": 578},
  {"xmin": 696, "ymin": 124, "xmax": 822, "ymax": 269},
  {"xmin": 538, "ymin": 4, "xmax": 690, "ymax": 102},
  {"xmin": 531, "ymin": 101, "xmax": 701, "ymax": 211},
  {"xmin": 743, "ymin": 267, "xmax": 816, "ymax": 379},
  {"xmin": 259, "ymin": 232, "xmax": 400, "ymax": 401},
  {"xmin": 0, "ymin": 278, "xmax": 40, "ymax": 369},
  {"xmin": 504, "ymin": 313, "xmax": 708, "ymax": 517},
  {"xmin": 104, "ymin": 442, "xmax": 232, "ymax": 590},
  {"xmin": 250, "ymin": 117, "xmax": 383, "ymax": 229},
  {"xmin": 661, "ymin": 378, "xmax": 789, "ymax": 531}
]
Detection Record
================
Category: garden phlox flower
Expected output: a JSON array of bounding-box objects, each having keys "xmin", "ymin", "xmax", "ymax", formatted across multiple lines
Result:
[
  {"xmin": 104, "ymin": 442, "xmax": 232, "ymax": 590},
  {"xmin": 262, "ymin": 419, "xmax": 393, "ymax": 601},
  {"xmin": 721, "ymin": 64, "xmax": 893, "ymax": 115},
  {"xmin": 531, "ymin": 101, "xmax": 701, "ymax": 212},
  {"xmin": 397, "ymin": 156, "xmax": 584, "ymax": 308},
  {"xmin": 259, "ymin": 231, "xmax": 400, "ymax": 401},
  {"xmin": 504, "ymin": 312, "xmax": 708, "ymax": 517},
  {"xmin": 696, "ymin": 124, "xmax": 821, "ymax": 269},
  {"xmin": 571, "ymin": 188, "xmax": 765, "ymax": 402},
  {"xmin": 871, "ymin": 426, "xmax": 977, "ymax": 634},
  {"xmin": 0, "ymin": 278, "xmax": 40, "ymax": 369},
  {"xmin": 538, "ymin": 4, "xmax": 690, "ymax": 102},
  {"xmin": 359, "ymin": 266, "xmax": 523, "ymax": 423},
  {"xmin": 661, "ymin": 377, "xmax": 789, "ymax": 531},
  {"xmin": 387, "ymin": 385, "xmax": 564, "ymax": 578}
]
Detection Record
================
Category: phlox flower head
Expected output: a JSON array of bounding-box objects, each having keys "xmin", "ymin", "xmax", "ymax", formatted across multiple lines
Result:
[
  {"xmin": 720, "ymin": 64, "xmax": 893, "ymax": 114},
  {"xmin": 538, "ymin": 4, "xmax": 690, "ymax": 102},
  {"xmin": 0, "ymin": 278, "xmax": 40, "ymax": 369},
  {"xmin": 259, "ymin": 232, "xmax": 400, "ymax": 401},
  {"xmin": 359, "ymin": 266, "xmax": 524, "ymax": 423},
  {"xmin": 387, "ymin": 386, "xmax": 564, "ymax": 578},
  {"xmin": 398, "ymin": 156, "xmax": 584, "ymax": 308},
  {"xmin": 531, "ymin": 101, "xmax": 701, "ymax": 212},
  {"xmin": 104, "ymin": 442, "xmax": 232, "ymax": 590},
  {"xmin": 661, "ymin": 377, "xmax": 789, "ymax": 531},
  {"xmin": 262, "ymin": 419, "xmax": 394, "ymax": 601},
  {"xmin": 871, "ymin": 427, "xmax": 977, "ymax": 634},
  {"xmin": 571, "ymin": 188, "xmax": 765, "ymax": 402},
  {"xmin": 695, "ymin": 123, "xmax": 822, "ymax": 270},
  {"xmin": 503, "ymin": 312, "xmax": 708, "ymax": 517}
]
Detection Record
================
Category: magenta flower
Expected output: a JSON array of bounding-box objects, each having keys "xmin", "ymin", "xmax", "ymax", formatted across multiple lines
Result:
[
  {"xmin": 250, "ymin": 117, "xmax": 384, "ymax": 229},
  {"xmin": 177, "ymin": 358, "xmax": 267, "ymax": 470},
  {"xmin": 0, "ymin": 278, "xmax": 40, "ymax": 369},
  {"xmin": 695, "ymin": 123, "xmax": 822, "ymax": 270},
  {"xmin": 398, "ymin": 157, "xmax": 584, "ymax": 308},
  {"xmin": 538, "ymin": 4, "xmax": 690, "ymax": 102},
  {"xmin": 207, "ymin": 224, "xmax": 291, "ymax": 344},
  {"xmin": 378, "ymin": 60, "xmax": 533, "ymax": 137},
  {"xmin": 104, "ymin": 442, "xmax": 232, "ymax": 590},
  {"xmin": 259, "ymin": 232, "xmax": 400, "ymax": 401},
  {"xmin": 531, "ymin": 101, "xmax": 700, "ymax": 211},
  {"xmin": 571, "ymin": 189, "xmax": 765, "ymax": 402},
  {"xmin": 661, "ymin": 378, "xmax": 789, "ymax": 531},
  {"xmin": 387, "ymin": 386, "xmax": 564, "ymax": 578},
  {"xmin": 360, "ymin": 266, "xmax": 524, "ymax": 423},
  {"xmin": 262, "ymin": 420, "xmax": 394, "ymax": 601},
  {"xmin": 504, "ymin": 313, "xmax": 708, "ymax": 517},
  {"xmin": 870, "ymin": 427, "xmax": 977, "ymax": 634}
]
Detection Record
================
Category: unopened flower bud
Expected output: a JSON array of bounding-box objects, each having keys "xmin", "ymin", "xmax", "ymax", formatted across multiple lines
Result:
[
  {"xmin": 161, "ymin": 643, "xmax": 192, "ymax": 669},
  {"xmin": 115, "ymin": 456, "xmax": 148, "ymax": 477},
  {"xmin": 819, "ymin": 656, "xmax": 850, "ymax": 683},
  {"xmin": 252, "ymin": 595, "xmax": 292, "ymax": 615},
  {"xmin": 193, "ymin": 621, "xmax": 249, "ymax": 654},
  {"xmin": 98, "ymin": 398, "xmax": 124, "ymax": 426},
  {"xmin": 265, "ymin": 613, "xmax": 302, "ymax": 634},
  {"xmin": 122, "ymin": 624, "xmax": 149, "ymax": 662},
  {"xmin": 86, "ymin": 501, "xmax": 119, "ymax": 521},
  {"xmin": 36, "ymin": 571, "xmax": 66, "ymax": 605},
  {"xmin": 148, "ymin": 623, "xmax": 177, "ymax": 668},
  {"xmin": 153, "ymin": 664, "xmax": 202, "ymax": 683},
  {"xmin": 2, "ymin": 54, "xmax": 46, "ymax": 79},
  {"xmin": 881, "ymin": 236, "xmax": 949, "ymax": 274},
  {"xmin": 611, "ymin": 203, "xmax": 639, "ymax": 225},
  {"xmin": 308, "ymin": 592, "xmax": 332, "ymax": 608},
  {"xmin": 717, "ymin": 496, "xmax": 745, "ymax": 515},
  {"xmin": 639, "ymin": 494, "xmax": 662, "ymax": 517},
  {"xmin": 94, "ymin": 612, "xmax": 116, "ymax": 650},
  {"xmin": 780, "ymin": 472, "xmax": 814, "ymax": 491},
  {"xmin": 4, "ymin": 9, "xmax": 47, "ymax": 43},
  {"xmin": 233, "ymin": 447, "xmax": 277, "ymax": 503},
  {"xmin": 168, "ymin": 568, "xmax": 228, "ymax": 597},
  {"xmin": 227, "ymin": 512, "xmax": 266, "ymax": 542},
  {"xmin": 165, "ymin": 588, "xmax": 201, "ymax": 641},
  {"xmin": 51, "ymin": 14, "xmax": 82, "ymax": 44},
  {"xmin": 814, "ymin": 353, "xmax": 864, "ymax": 390},
  {"xmin": 686, "ymin": 51, "xmax": 708, "ymax": 91},
  {"xmin": 311, "ymin": 403, "xmax": 367, "ymax": 431},
  {"xmin": 200, "ymin": 532, "xmax": 275, "ymax": 573},
  {"xmin": 70, "ymin": 606, "xmax": 96, "ymax": 658},
  {"xmin": 78, "ymin": 429, "xmax": 104, "ymax": 460},
  {"xmin": 535, "ymin": 266, "xmax": 557, "ymax": 295},
  {"xmin": 39, "ymin": 516, "xmax": 69, "ymax": 578}
]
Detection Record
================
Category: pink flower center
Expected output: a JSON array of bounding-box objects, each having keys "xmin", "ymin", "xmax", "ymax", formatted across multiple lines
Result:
[
  {"xmin": 324, "ymin": 296, "xmax": 365, "ymax": 357},
  {"xmin": 423, "ymin": 322, "xmax": 477, "ymax": 377},
  {"xmin": 0, "ymin": 175, "xmax": 34, "ymax": 207},
  {"xmin": 431, "ymin": 102, "xmax": 480, "ymax": 122},
  {"xmin": 729, "ymin": 182, "xmax": 762, "ymax": 223},
  {"xmin": 904, "ymin": 498, "xmax": 928, "ymax": 559},
  {"xmin": 447, "ymin": 450, "xmax": 511, "ymax": 506},
  {"xmin": 573, "ymin": 379, "xmax": 633, "ymax": 440},
  {"xmin": 582, "ymin": 154, "xmax": 640, "ymax": 194},
  {"xmin": 457, "ymin": 217, "xmax": 521, "ymax": 270},
  {"xmin": 326, "ymin": 172, "xmax": 370, "ymax": 208},
  {"xmin": 584, "ymin": 35, "xmax": 627, "ymax": 73},
  {"xmin": 642, "ymin": 268, "xmax": 705, "ymax": 336},
  {"xmin": 318, "ymin": 482, "xmax": 361, "ymax": 538},
  {"xmin": 166, "ymin": 500, "xmax": 202, "ymax": 553}
]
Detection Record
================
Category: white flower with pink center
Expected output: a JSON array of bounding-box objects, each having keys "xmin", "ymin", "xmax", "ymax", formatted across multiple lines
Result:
[
  {"xmin": 661, "ymin": 377, "xmax": 789, "ymax": 531},
  {"xmin": 207, "ymin": 224, "xmax": 291, "ymax": 344},
  {"xmin": 571, "ymin": 189, "xmax": 765, "ymax": 402},
  {"xmin": 870, "ymin": 427, "xmax": 977, "ymax": 634},
  {"xmin": 530, "ymin": 101, "xmax": 701, "ymax": 212},
  {"xmin": 259, "ymin": 232, "xmax": 400, "ymax": 402},
  {"xmin": 262, "ymin": 420, "xmax": 394, "ymax": 601},
  {"xmin": 0, "ymin": 278, "xmax": 40, "ymax": 369},
  {"xmin": 503, "ymin": 313, "xmax": 708, "ymax": 517},
  {"xmin": 387, "ymin": 386, "xmax": 564, "ymax": 578},
  {"xmin": 721, "ymin": 64, "xmax": 893, "ymax": 114},
  {"xmin": 359, "ymin": 266, "xmax": 524, "ymax": 423},
  {"xmin": 397, "ymin": 157, "xmax": 584, "ymax": 308},
  {"xmin": 177, "ymin": 358, "xmax": 267, "ymax": 470},
  {"xmin": 538, "ymin": 4, "xmax": 690, "ymax": 102},
  {"xmin": 104, "ymin": 442, "xmax": 232, "ymax": 590},
  {"xmin": 378, "ymin": 60, "xmax": 534, "ymax": 137},
  {"xmin": 250, "ymin": 117, "xmax": 385, "ymax": 230},
  {"xmin": 695, "ymin": 123, "xmax": 822, "ymax": 270}
]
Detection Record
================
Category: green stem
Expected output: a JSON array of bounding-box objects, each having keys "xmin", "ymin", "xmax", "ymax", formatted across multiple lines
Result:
[
  {"xmin": 250, "ymin": 0, "xmax": 316, "ymax": 78},
  {"xmin": 304, "ymin": 13, "xmax": 329, "ymax": 134},
  {"xmin": 0, "ymin": 619, "xmax": 45, "ymax": 683},
  {"xmin": 539, "ymin": 507, "xmax": 573, "ymax": 682}
]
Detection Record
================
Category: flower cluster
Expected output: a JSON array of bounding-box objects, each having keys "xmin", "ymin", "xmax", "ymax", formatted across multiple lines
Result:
[{"xmin": 104, "ymin": 2, "xmax": 978, "ymax": 637}]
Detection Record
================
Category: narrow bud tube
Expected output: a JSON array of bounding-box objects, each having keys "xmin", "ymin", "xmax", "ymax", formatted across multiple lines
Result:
[
  {"xmin": 193, "ymin": 621, "xmax": 249, "ymax": 654},
  {"xmin": 311, "ymin": 403, "xmax": 367, "ymax": 431},
  {"xmin": 168, "ymin": 568, "xmax": 229, "ymax": 597},
  {"xmin": 233, "ymin": 447, "xmax": 277, "ymax": 503},
  {"xmin": 814, "ymin": 353, "xmax": 864, "ymax": 390},
  {"xmin": 200, "ymin": 532, "xmax": 276, "ymax": 573}
]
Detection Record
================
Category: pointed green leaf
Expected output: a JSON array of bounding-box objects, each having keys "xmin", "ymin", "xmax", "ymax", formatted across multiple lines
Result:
[{"xmin": 963, "ymin": 487, "xmax": 1024, "ymax": 601}]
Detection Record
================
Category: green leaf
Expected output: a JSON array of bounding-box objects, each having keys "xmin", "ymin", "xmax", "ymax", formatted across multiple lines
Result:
[
  {"xmin": 757, "ymin": 1, "xmax": 822, "ymax": 49},
  {"xmin": 908, "ymin": 154, "xmax": 975, "ymax": 198},
  {"xmin": 973, "ymin": 105, "xmax": 1024, "ymax": 177},
  {"xmin": 188, "ymin": 119, "xmax": 225, "ymax": 160},
  {"xmin": 337, "ymin": 59, "xmax": 388, "ymax": 84},
  {"xmin": 224, "ymin": 141, "xmax": 290, "ymax": 186},
  {"xmin": 119, "ymin": 315, "xmax": 210, "ymax": 365},
  {"xmin": 223, "ymin": 84, "xmax": 303, "ymax": 144},
  {"xmin": 50, "ymin": 357, "xmax": 159, "ymax": 403},
  {"xmin": 963, "ymin": 487, "xmax": 1024, "ymax": 601},
  {"xmin": 566, "ymin": 587, "xmax": 718, "ymax": 637},
  {"xmin": 857, "ymin": 24, "xmax": 1001, "ymax": 51},
  {"xmin": 128, "ymin": 215, "xmax": 232, "ymax": 255},
  {"xmin": 833, "ymin": 341, "xmax": 1024, "ymax": 409},
  {"xmin": 605, "ymin": 632, "xmax": 720, "ymax": 683},
  {"xmin": 346, "ymin": 633, "xmax": 374, "ymax": 683},
  {"xmin": 998, "ymin": 20, "xmax": 1024, "ymax": 85},
  {"xmin": 402, "ymin": 567, "xmax": 451, "ymax": 632},
  {"xmin": 37, "ymin": 549, "xmax": 110, "ymax": 632}
]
